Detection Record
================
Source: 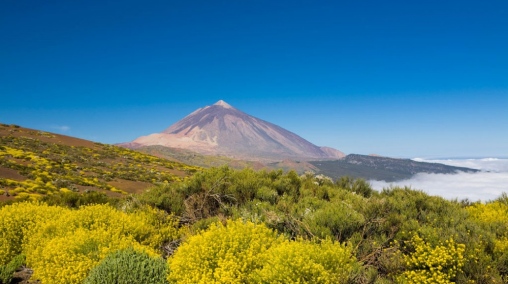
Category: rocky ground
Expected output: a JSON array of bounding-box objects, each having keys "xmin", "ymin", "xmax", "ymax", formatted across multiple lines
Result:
[{"xmin": 11, "ymin": 267, "xmax": 39, "ymax": 284}]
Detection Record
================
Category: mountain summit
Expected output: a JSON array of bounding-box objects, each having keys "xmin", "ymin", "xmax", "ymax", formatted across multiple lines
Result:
[{"xmin": 125, "ymin": 100, "xmax": 345, "ymax": 161}]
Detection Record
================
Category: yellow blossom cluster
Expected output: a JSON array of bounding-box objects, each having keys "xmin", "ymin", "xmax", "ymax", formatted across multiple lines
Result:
[
  {"xmin": 251, "ymin": 238, "xmax": 361, "ymax": 283},
  {"xmin": 168, "ymin": 219, "xmax": 282, "ymax": 284},
  {"xmin": 467, "ymin": 201, "xmax": 508, "ymax": 256},
  {"xmin": 167, "ymin": 219, "xmax": 361, "ymax": 284},
  {"xmin": 26, "ymin": 227, "xmax": 155, "ymax": 284},
  {"xmin": 397, "ymin": 235, "xmax": 466, "ymax": 284},
  {"xmin": 0, "ymin": 202, "xmax": 63, "ymax": 265},
  {"xmin": 467, "ymin": 201, "xmax": 508, "ymax": 238},
  {"xmin": 0, "ymin": 202, "xmax": 179, "ymax": 283}
]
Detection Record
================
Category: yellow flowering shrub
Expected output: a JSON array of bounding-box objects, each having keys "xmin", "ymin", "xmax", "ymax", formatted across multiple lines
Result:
[
  {"xmin": 397, "ymin": 235, "xmax": 466, "ymax": 284},
  {"xmin": 0, "ymin": 202, "xmax": 180, "ymax": 283},
  {"xmin": 168, "ymin": 219, "xmax": 282, "ymax": 284},
  {"xmin": 0, "ymin": 202, "xmax": 65, "ymax": 265},
  {"xmin": 467, "ymin": 201, "xmax": 508, "ymax": 238},
  {"xmin": 27, "ymin": 226, "xmax": 155, "ymax": 284},
  {"xmin": 21, "ymin": 204, "xmax": 179, "ymax": 283},
  {"xmin": 495, "ymin": 237, "xmax": 508, "ymax": 254},
  {"xmin": 251, "ymin": 238, "xmax": 361, "ymax": 283},
  {"xmin": 24, "ymin": 204, "xmax": 178, "ymax": 254}
]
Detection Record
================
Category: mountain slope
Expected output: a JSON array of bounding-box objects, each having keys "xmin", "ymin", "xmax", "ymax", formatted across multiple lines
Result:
[
  {"xmin": 123, "ymin": 100, "xmax": 345, "ymax": 161},
  {"xmin": 310, "ymin": 154, "xmax": 479, "ymax": 182},
  {"xmin": 0, "ymin": 123, "xmax": 200, "ymax": 202}
]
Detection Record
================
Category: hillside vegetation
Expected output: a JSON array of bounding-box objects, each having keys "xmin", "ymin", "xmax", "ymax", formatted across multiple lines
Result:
[
  {"xmin": 1, "ymin": 165, "xmax": 508, "ymax": 283},
  {"xmin": 0, "ymin": 124, "xmax": 200, "ymax": 202},
  {"xmin": 1, "ymin": 124, "xmax": 507, "ymax": 283}
]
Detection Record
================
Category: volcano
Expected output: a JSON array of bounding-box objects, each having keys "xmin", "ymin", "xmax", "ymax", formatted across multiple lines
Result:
[{"xmin": 123, "ymin": 100, "xmax": 345, "ymax": 161}]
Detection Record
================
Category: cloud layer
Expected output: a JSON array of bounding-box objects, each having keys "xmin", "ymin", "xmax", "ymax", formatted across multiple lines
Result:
[{"xmin": 370, "ymin": 158, "xmax": 508, "ymax": 202}]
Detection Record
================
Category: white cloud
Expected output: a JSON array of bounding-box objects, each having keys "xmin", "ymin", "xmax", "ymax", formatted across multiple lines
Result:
[
  {"xmin": 51, "ymin": 125, "xmax": 70, "ymax": 132},
  {"xmin": 413, "ymin": 158, "xmax": 508, "ymax": 173},
  {"xmin": 370, "ymin": 158, "xmax": 508, "ymax": 202}
]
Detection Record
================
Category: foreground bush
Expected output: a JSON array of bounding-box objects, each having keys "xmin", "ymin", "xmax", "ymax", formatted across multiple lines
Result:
[
  {"xmin": 168, "ymin": 220, "xmax": 282, "ymax": 283},
  {"xmin": 84, "ymin": 248, "xmax": 168, "ymax": 284},
  {"xmin": 26, "ymin": 227, "xmax": 156, "ymax": 283},
  {"xmin": 251, "ymin": 238, "xmax": 361, "ymax": 283},
  {"xmin": 167, "ymin": 219, "xmax": 361, "ymax": 284},
  {"xmin": 0, "ymin": 202, "xmax": 179, "ymax": 284},
  {"xmin": 0, "ymin": 202, "xmax": 64, "ymax": 265},
  {"xmin": 24, "ymin": 204, "xmax": 178, "ymax": 283}
]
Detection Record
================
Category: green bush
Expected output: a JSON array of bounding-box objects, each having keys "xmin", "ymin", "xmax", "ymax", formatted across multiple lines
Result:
[
  {"xmin": 0, "ymin": 254, "xmax": 25, "ymax": 284},
  {"xmin": 40, "ymin": 191, "xmax": 118, "ymax": 208},
  {"xmin": 336, "ymin": 176, "xmax": 373, "ymax": 198},
  {"xmin": 303, "ymin": 200, "xmax": 365, "ymax": 240},
  {"xmin": 84, "ymin": 248, "xmax": 168, "ymax": 284},
  {"xmin": 138, "ymin": 184, "xmax": 185, "ymax": 215}
]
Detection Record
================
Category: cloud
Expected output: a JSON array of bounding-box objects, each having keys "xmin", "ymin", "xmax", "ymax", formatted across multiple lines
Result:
[
  {"xmin": 51, "ymin": 125, "xmax": 70, "ymax": 132},
  {"xmin": 413, "ymin": 157, "xmax": 508, "ymax": 172},
  {"xmin": 369, "ymin": 158, "xmax": 508, "ymax": 202}
]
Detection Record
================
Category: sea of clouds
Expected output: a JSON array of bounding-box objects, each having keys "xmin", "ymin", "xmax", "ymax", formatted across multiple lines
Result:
[{"xmin": 369, "ymin": 158, "xmax": 508, "ymax": 202}]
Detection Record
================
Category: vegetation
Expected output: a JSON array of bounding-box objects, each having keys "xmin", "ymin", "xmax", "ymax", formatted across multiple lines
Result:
[
  {"xmin": 0, "ymin": 254, "xmax": 24, "ymax": 284},
  {"xmin": 168, "ymin": 220, "xmax": 282, "ymax": 283},
  {"xmin": 0, "ymin": 124, "xmax": 200, "ymax": 202},
  {"xmin": 1, "ymin": 124, "xmax": 508, "ymax": 283},
  {"xmin": 0, "ymin": 202, "xmax": 180, "ymax": 283},
  {"xmin": 84, "ymin": 248, "xmax": 168, "ymax": 284}
]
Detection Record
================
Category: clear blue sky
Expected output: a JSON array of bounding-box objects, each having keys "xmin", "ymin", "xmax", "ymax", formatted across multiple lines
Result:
[{"xmin": 1, "ymin": 0, "xmax": 507, "ymax": 158}]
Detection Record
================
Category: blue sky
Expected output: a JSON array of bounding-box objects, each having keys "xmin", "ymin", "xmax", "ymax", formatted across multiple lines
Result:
[{"xmin": 1, "ymin": 0, "xmax": 507, "ymax": 158}]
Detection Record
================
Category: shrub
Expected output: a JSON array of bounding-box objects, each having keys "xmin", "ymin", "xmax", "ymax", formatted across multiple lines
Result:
[
  {"xmin": 397, "ymin": 234, "xmax": 466, "ymax": 283},
  {"xmin": 303, "ymin": 200, "xmax": 365, "ymax": 240},
  {"xmin": 0, "ymin": 254, "xmax": 25, "ymax": 284},
  {"xmin": 84, "ymin": 248, "xmax": 168, "ymax": 284},
  {"xmin": 251, "ymin": 238, "xmax": 361, "ymax": 283},
  {"xmin": 26, "ymin": 227, "xmax": 155, "ymax": 284},
  {"xmin": 167, "ymin": 219, "xmax": 281, "ymax": 283},
  {"xmin": 336, "ymin": 176, "xmax": 373, "ymax": 198},
  {"xmin": 138, "ymin": 184, "xmax": 185, "ymax": 215},
  {"xmin": 40, "ymin": 190, "xmax": 118, "ymax": 208},
  {"xmin": 11, "ymin": 203, "xmax": 179, "ymax": 284},
  {"xmin": 0, "ymin": 202, "xmax": 64, "ymax": 265},
  {"xmin": 467, "ymin": 201, "xmax": 508, "ymax": 238},
  {"xmin": 255, "ymin": 186, "xmax": 278, "ymax": 204}
]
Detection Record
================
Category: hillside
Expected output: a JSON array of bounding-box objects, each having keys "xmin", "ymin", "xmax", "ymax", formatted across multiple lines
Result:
[
  {"xmin": 136, "ymin": 144, "xmax": 267, "ymax": 170},
  {"xmin": 0, "ymin": 123, "xmax": 200, "ymax": 202},
  {"xmin": 310, "ymin": 154, "xmax": 479, "ymax": 182}
]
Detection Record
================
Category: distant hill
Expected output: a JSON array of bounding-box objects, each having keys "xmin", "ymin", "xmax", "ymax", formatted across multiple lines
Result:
[
  {"xmin": 0, "ymin": 123, "xmax": 200, "ymax": 202},
  {"xmin": 136, "ymin": 144, "xmax": 267, "ymax": 170},
  {"xmin": 309, "ymin": 154, "xmax": 479, "ymax": 182},
  {"xmin": 120, "ymin": 100, "xmax": 345, "ymax": 161}
]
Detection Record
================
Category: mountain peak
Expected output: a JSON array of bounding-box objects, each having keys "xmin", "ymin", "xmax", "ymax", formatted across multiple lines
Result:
[
  {"xmin": 213, "ymin": 100, "xmax": 233, "ymax": 109},
  {"xmin": 129, "ymin": 101, "xmax": 345, "ymax": 161}
]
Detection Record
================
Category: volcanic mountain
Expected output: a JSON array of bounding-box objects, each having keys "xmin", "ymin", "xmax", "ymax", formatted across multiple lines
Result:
[{"xmin": 123, "ymin": 100, "xmax": 345, "ymax": 161}]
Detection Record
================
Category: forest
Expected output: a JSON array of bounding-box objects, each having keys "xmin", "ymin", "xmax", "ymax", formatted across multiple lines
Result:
[{"xmin": 1, "ymin": 165, "xmax": 508, "ymax": 283}]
